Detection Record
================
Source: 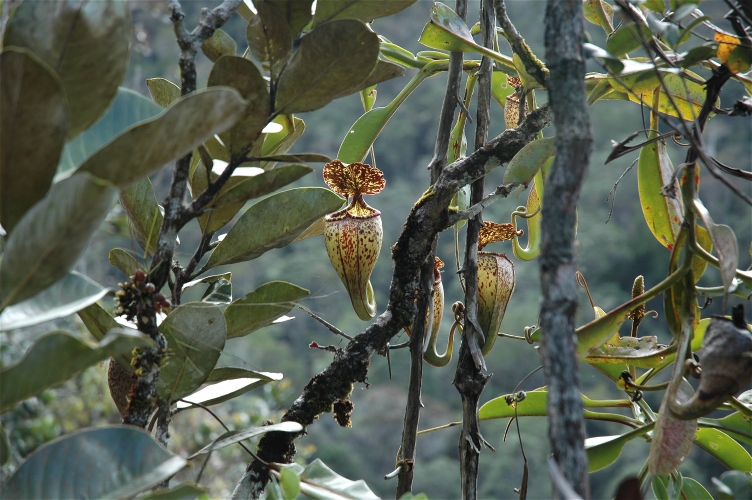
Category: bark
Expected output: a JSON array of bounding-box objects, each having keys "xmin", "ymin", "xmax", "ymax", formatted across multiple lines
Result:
[
  {"xmin": 453, "ymin": 0, "xmax": 494, "ymax": 498},
  {"xmin": 540, "ymin": 0, "xmax": 592, "ymax": 497}
]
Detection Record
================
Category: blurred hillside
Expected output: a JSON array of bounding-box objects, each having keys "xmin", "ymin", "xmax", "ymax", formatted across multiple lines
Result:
[{"xmin": 2, "ymin": 0, "xmax": 750, "ymax": 498}]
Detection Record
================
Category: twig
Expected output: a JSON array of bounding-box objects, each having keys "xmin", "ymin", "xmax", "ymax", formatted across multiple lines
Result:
[
  {"xmin": 299, "ymin": 306, "xmax": 354, "ymax": 341},
  {"xmin": 446, "ymin": 182, "xmax": 521, "ymax": 226},
  {"xmin": 605, "ymin": 159, "xmax": 638, "ymax": 223}
]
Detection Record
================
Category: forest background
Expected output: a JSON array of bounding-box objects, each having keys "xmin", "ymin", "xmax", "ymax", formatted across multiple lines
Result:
[{"xmin": 0, "ymin": 0, "xmax": 750, "ymax": 498}]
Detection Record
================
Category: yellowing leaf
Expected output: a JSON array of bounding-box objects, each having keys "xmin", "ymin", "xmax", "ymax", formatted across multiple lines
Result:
[{"xmin": 715, "ymin": 32, "xmax": 752, "ymax": 74}]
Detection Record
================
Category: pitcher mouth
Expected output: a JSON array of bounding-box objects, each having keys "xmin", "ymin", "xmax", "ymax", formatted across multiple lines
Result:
[{"xmin": 326, "ymin": 195, "xmax": 381, "ymax": 221}]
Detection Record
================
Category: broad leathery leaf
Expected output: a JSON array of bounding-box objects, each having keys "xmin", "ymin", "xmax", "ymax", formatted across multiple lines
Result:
[
  {"xmin": 479, "ymin": 389, "xmax": 631, "ymax": 420},
  {"xmin": 292, "ymin": 216, "xmax": 326, "ymax": 242},
  {"xmin": 628, "ymin": 73, "xmax": 707, "ymax": 120},
  {"xmin": 203, "ymin": 188, "xmax": 345, "ymax": 270},
  {"xmin": 681, "ymin": 478, "xmax": 714, "ymax": 500},
  {"xmin": 108, "ymin": 249, "xmax": 144, "ymax": 278},
  {"xmin": 146, "ymin": 78, "xmax": 181, "ymax": 108},
  {"xmin": 338, "ymin": 60, "xmax": 445, "ymax": 163},
  {"xmin": 0, "ymin": 173, "xmax": 118, "ymax": 309},
  {"xmin": 262, "ymin": 115, "xmax": 305, "ymax": 159},
  {"xmin": 583, "ymin": 335, "xmax": 676, "ymax": 368},
  {"xmin": 119, "ymin": 177, "xmax": 163, "ymax": 255},
  {"xmin": 504, "ymin": 137, "xmax": 555, "ymax": 186},
  {"xmin": 681, "ymin": 45, "xmax": 717, "ymax": 68},
  {"xmin": 606, "ymin": 23, "xmax": 653, "ymax": 56},
  {"xmin": 225, "ymin": 281, "xmax": 309, "ymax": 338},
  {"xmin": 201, "ymin": 278, "xmax": 233, "ymax": 304},
  {"xmin": 280, "ymin": 467, "xmax": 301, "ymax": 500},
  {"xmin": 207, "ymin": 367, "xmax": 282, "ymax": 384},
  {"xmin": 74, "ymin": 87, "xmax": 247, "ymax": 188},
  {"xmin": 77, "ymin": 302, "xmax": 134, "ymax": 371},
  {"xmin": 491, "ymin": 71, "xmax": 515, "ymax": 108},
  {"xmin": 57, "ymin": 88, "xmax": 162, "ymax": 177},
  {"xmin": 694, "ymin": 198, "xmax": 739, "ymax": 295},
  {"xmin": 0, "ymin": 330, "xmax": 150, "ymax": 412},
  {"xmin": 695, "ymin": 429, "xmax": 752, "ymax": 471},
  {"xmin": 251, "ymin": 153, "xmax": 330, "ymax": 163},
  {"xmin": 189, "ymin": 421, "xmax": 303, "ymax": 458},
  {"xmin": 275, "ymin": 20, "xmax": 379, "ymax": 114},
  {"xmin": 191, "ymin": 159, "xmax": 249, "ymax": 235},
  {"xmin": 201, "ymin": 29, "xmax": 237, "ymax": 62},
  {"xmin": 266, "ymin": 0, "xmax": 314, "ymax": 35},
  {"xmin": 0, "ymin": 48, "xmax": 68, "ymax": 233},
  {"xmin": 638, "ymin": 139, "xmax": 683, "ymax": 249},
  {"xmin": 0, "ymin": 272, "xmax": 108, "ymax": 332},
  {"xmin": 246, "ymin": 1, "xmax": 292, "ymax": 71},
  {"xmin": 714, "ymin": 471, "xmax": 752, "ymax": 499},
  {"xmin": 585, "ymin": 423, "xmax": 655, "ymax": 472},
  {"xmin": 649, "ymin": 380, "xmax": 698, "ymax": 476},
  {"xmin": 583, "ymin": 0, "xmax": 614, "ymax": 34},
  {"xmin": 208, "ymin": 57, "xmax": 270, "ymax": 159},
  {"xmin": 142, "ymin": 482, "xmax": 208, "ymax": 500},
  {"xmin": 182, "ymin": 273, "xmax": 232, "ymax": 293},
  {"xmin": 312, "ymin": 0, "xmax": 417, "ymax": 26},
  {"xmin": 353, "ymin": 60, "xmax": 405, "ymax": 93},
  {"xmin": 652, "ymin": 476, "xmax": 669, "ymax": 500},
  {"xmin": 293, "ymin": 459, "xmax": 381, "ymax": 500},
  {"xmin": 2, "ymin": 0, "xmax": 130, "ymax": 140},
  {"xmin": 176, "ymin": 376, "xmax": 275, "ymax": 409},
  {"xmin": 157, "ymin": 302, "xmax": 226, "ymax": 402},
  {"xmin": 707, "ymin": 411, "xmax": 752, "ymax": 445},
  {"xmin": 0, "ymin": 423, "xmax": 8, "ymax": 465},
  {"xmin": 0, "ymin": 426, "xmax": 186, "ymax": 499},
  {"xmin": 213, "ymin": 164, "xmax": 313, "ymax": 207},
  {"xmin": 644, "ymin": 0, "xmax": 665, "ymax": 13},
  {"xmin": 418, "ymin": 4, "xmax": 515, "ymax": 72}
]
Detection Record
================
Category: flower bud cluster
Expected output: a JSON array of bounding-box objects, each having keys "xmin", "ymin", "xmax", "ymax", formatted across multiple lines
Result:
[{"xmin": 114, "ymin": 269, "xmax": 171, "ymax": 323}]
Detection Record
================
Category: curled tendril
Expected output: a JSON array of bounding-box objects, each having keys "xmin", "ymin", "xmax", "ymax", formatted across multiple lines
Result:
[{"xmin": 478, "ymin": 221, "xmax": 523, "ymax": 250}]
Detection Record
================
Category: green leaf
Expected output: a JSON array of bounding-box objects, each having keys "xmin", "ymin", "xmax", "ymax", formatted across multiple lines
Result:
[
  {"xmin": 109, "ymin": 249, "xmax": 145, "ymax": 278},
  {"xmin": 694, "ymin": 428, "xmax": 752, "ymax": 472},
  {"xmin": 0, "ymin": 423, "xmax": 9, "ymax": 465},
  {"xmin": 157, "ymin": 302, "xmax": 227, "ymax": 402},
  {"xmin": 246, "ymin": 2, "xmax": 292, "ymax": 72},
  {"xmin": 261, "ymin": 115, "xmax": 305, "ymax": 159},
  {"xmin": 225, "ymin": 281, "xmax": 309, "ymax": 338},
  {"xmin": 189, "ymin": 421, "xmax": 303, "ymax": 458},
  {"xmin": 73, "ymin": 87, "xmax": 247, "ymax": 188},
  {"xmin": 715, "ymin": 471, "xmax": 752, "ymax": 500},
  {"xmin": 313, "ymin": 0, "xmax": 417, "ymax": 25},
  {"xmin": 2, "ymin": 0, "xmax": 130, "ymax": 139},
  {"xmin": 208, "ymin": 56, "xmax": 270, "ymax": 159},
  {"xmin": 353, "ymin": 60, "xmax": 405, "ymax": 92},
  {"xmin": 705, "ymin": 412, "xmax": 752, "ymax": 445},
  {"xmin": 479, "ymin": 389, "xmax": 632, "ymax": 420},
  {"xmin": 504, "ymin": 137, "xmax": 555, "ymax": 186},
  {"xmin": 291, "ymin": 458, "xmax": 380, "ymax": 500},
  {"xmin": 147, "ymin": 78, "xmax": 182, "ymax": 108},
  {"xmin": 645, "ymin": 0, "xmax": 665, "ymax": 13},
  {"xmin": 638, "ymin": 139, "xmax": 683, "ymax": 250},
  {"xmin": 681, "ymin": 478, "xmax": 714, "ymax": 500},
  {"xmin": 0, "ymin": 173, "xmax": 118, "ymax": 309},
  {"xmin": 250, "ymin": 153, "xmax": 330, "ymax": 163},
  {"xmin": 491, "ymin": 70, "xmax": 515, "ymax": 108},
  {"xmin": 681, "ymin": 44, "xmax": 718, "ymax": 68},
  {"xmin": 58, "ymin": 88, "xmax": 162, "ymax": 176},
  {"xmin": 0, "ymin": 330, "xmax": 151, "ymax": 412},
  {"xmin": 213, "ymin": 164, "xmax": 313, "ymax": 207},
  {"xmin": 583, "ymin": 0, "xmax": 614, "ymax": 34},
  {"xmin": 0, "ymin": 48, "xmax": 68, "ymax": 233},
  {"xmin": 176, "ymin": 372, "xmax": 281, "ymax": 410},
  {"xmin": 201, "ymin": 29, "xmax": 237, "ymax": 62},
  {"xmin": 280, "ymin": 467, "xmax": 301, "ymax": 500},
  {"xmin": 606, "ymin": 23, "xmax": 654, "ymax": 57},
  {"xmin": 628, "ymin": 72, "xmax": 707, "ymax": 120},
  {"xmin": 191, "ymin": 160, "xmax": 249, "ymax": 235},
  {"xmin": 77, "ymin": 302, "xmax": 135, "ymax": 372},
  {"xmin": 693, "ymin": 199, "xmax": 739, "ymax": 296},
  {"xmin": 583, "ymin": 335, "xmax": 677, "ymax": 368},
  {"xmin": 585, "ymin": 423, "xmax": 655, "ymax": 472},
  {"xmin": 0, "ymin": 271, "xmax": 108, "ymax": 331},
  {"xmin": 119, "ymin": 177, "xmax": 164, "ymax": 255},
  {"xmin": 275, "ymin": 20, "xmax": 379, "ymax": 114},
  {"xmin": 182, "ymin": 273, "xmax": 232, "ymax": 293},
  {"xmin": 201, "ymin": 278, "xmax": 233, "ymax": 304},
  {"xmin": 266, "ymin": 0, "xmax": 314, "ymax": 35},
  {"xmin": 142, "ymin": 482, "xmax": 208, "ymax": 500},
  {"xmin": 652, "ymin": 475, "xmax": 670, "ymax": 500},
  {"xmin": 418, "ymin": 3, "xmax": 515, "ymax": 72},
  {"xmin": 202, "ymin": 188, "xmax": 344, "ymax": 271},
  {"xmin": 0, "ymin": 426, "xmax": 186, "ymax": 498}
]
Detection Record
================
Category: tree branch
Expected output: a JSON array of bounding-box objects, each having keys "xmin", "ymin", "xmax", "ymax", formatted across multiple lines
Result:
[
  {"xmin": 541, "ymin": 0, "xmax": 592, "ymax": 497},
  {"xmin": 231, "ymin": 103, "xmax": 554, "ymax": 499},
  {"xmin": 494, "ymin": 0, "xmax": 549, "ymax": 88}
]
